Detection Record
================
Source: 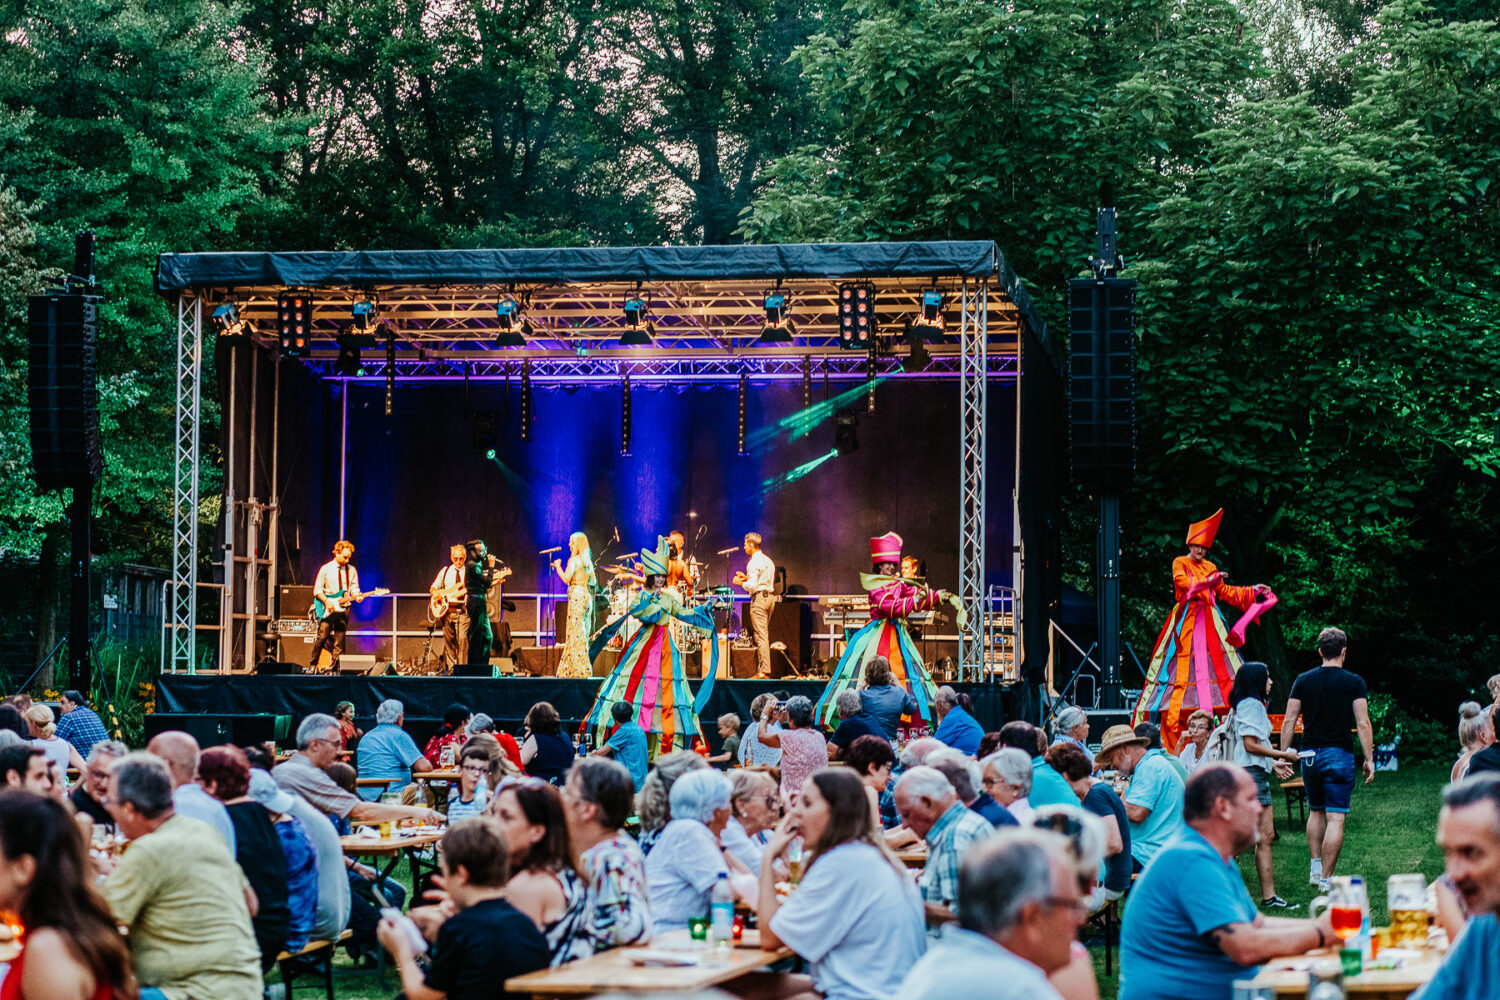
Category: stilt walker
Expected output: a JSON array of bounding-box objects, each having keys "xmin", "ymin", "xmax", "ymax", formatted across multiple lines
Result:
[
  {"xmin": 580, "ymin": 537, "xmax": 722, "ymax": 757},
  {"xmin": 1132, "ymin": 509, "xmax": 1276, "ymax": 751},
  {"xmin": 813, "ymin": 532, "xmax": 964, "ymax": 736}
]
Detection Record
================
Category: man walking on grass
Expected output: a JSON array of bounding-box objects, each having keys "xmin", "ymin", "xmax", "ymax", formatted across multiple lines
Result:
[{"xmin": 1279, "ymin": 626, "xmax": 1374, "ymax": 892}]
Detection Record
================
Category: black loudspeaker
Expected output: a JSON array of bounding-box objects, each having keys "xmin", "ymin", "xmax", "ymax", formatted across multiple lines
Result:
[
  {"xmin": 28, "ymin": 293, "xmax": 103, "ymax": 490},
  {"xmin": 1068, "ymin": 277, "xmax": 1136, "ymax": 487},
  {"xmin": 279, "ymin": 585, "xmax": 315, "ymax": 619},
  {"xmin": 769, "ymin": 601, "xmax": 813, "ymax": 672},
  {"xmin": 452, "ymin": 663, "xmax": 493, "ymax": 678}
]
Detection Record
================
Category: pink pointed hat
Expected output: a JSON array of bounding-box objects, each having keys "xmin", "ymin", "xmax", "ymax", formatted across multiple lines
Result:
[{"xmin": 870, "ymin": 532, "xmax": 903, "ymax": 565}]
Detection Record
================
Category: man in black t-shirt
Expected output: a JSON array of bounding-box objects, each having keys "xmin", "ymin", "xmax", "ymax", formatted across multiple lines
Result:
[
  {"xmin": 378, "ymin": 817, "xmax": 551, "ymax": 1000},
  {"xmin": 1279, "ymin": 626, "xmax": 1375, "ymax": 891}
]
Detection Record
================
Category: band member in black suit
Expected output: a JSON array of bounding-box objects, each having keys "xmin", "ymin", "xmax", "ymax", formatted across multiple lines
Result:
[
  {"xmin": 310, "ymin": 540, "xmax": 360, "ymax": 672},
  {"xmin": 464, "ymin": 540, "xmax": 508, "ymax": 669},
  {"xmin": 430, "ymin": 544, "xmax": 468, "ymax": 670}
]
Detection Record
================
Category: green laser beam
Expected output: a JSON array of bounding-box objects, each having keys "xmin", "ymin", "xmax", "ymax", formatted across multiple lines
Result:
[{"xmin": 761, "ymin": 448, "xmax": 839, "ymax": 493}]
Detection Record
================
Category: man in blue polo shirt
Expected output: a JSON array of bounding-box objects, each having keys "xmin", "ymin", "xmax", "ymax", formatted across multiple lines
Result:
[
  {"xmin": 1121, "ymin": 765, "xmax": 1335, "ymax": 1000},
  {"xmin": 1409, "ymin": 774, "xmax": 1500, "ymax": 1000},
  {"xmin": 1098, "ymin": 724, "xmax": 1184, "ymax": 869},
  {"xmin": 356, "ymin": 699, "xmax": 432, "ymax": 800},
  {"xmin": 592, "ymin": 701, "xmax": 648, "ymax": 791}
]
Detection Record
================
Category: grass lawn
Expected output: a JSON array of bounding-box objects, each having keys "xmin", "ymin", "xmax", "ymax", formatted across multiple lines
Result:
[
  {"xmin": 281, "ymin": 763, "xmax": 1453, "ymax": 999},
  {"xmin": 1089, "ymin": 761, "xmax": 1451, "ymax": 1000}
]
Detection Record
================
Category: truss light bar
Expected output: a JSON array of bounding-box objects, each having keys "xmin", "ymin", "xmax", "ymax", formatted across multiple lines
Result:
[
  {"xmin": 838, "ymin": 283, "xmax": 875, "ymax": 350},
  {"xmin": 277, "ymin": 292, "xmax": 309, "ymax": 357}
]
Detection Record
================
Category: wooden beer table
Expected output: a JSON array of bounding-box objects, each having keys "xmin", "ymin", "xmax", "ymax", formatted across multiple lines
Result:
[
  {"xmin": 1245, "ymin": 945, "xmax": 1443, "ymax": 999},
  {"xmin": 505, "ymin": 929, "xmax": 794, "ymax": 998}
]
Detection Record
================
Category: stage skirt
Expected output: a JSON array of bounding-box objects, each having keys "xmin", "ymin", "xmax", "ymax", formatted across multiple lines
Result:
[
  {"xmin": 582, "ymin": 621, "xmax": 702, "ymax": 755},
  {"xmin": 813, "ymin": 618, "xmax": 939, "ymax": 734},
  {"xmin": 558, "ymin": 584, "xmax": 594, "ymax": 678},
  {"xmin": 1132, "ymin": 598, "xmax": 1243, "ymax": 751}
]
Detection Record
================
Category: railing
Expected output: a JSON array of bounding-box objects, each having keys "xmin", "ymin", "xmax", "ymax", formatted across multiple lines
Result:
[{"xmin": 159, "ymin": 580, "xmax": 225, "ymax": 674}]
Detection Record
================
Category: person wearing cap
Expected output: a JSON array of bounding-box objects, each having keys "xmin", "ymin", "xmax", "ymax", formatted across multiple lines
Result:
[
  {"xmin": 1132, "ymin": 509, "xmax": 1274, "ymax": 751},
  {"xmin": 247, "ymin": 767, "xmax": 352, "ymax": 945},
  {"xmin": 1097, "ymin": 723, "xmax": 1185, "ymax": 870},
  {"xmin": 815, "ymin": 531, "xmax": 960, "ymax": 736}
]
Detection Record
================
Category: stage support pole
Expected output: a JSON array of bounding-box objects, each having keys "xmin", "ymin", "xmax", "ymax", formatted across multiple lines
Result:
[
  {"xmin": 338, "ymin": 384, "xmax": 348, "ymax": 539},
  {"xmin": 67, "ymin": 479, "xmax": 92, "ymax": 694},
  {"xmin": 221, "ymin": 347, "xmax": 236, "ymax": 673},
  {"xmin": 1099, "ymin": 493, "xmax": 1122, "ymax": 709}
]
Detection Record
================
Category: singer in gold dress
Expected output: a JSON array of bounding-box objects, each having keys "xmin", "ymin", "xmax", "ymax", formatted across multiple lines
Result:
[{"xmin": 553, "ymin": 531, "xmax": 597, "ymax": 678}]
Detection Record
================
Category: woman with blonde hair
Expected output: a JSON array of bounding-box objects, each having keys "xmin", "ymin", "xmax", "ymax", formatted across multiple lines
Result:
[
  {"xmin": 1176, "ymin": 709, "xmax": 1216, "ymax": 772},
  {"xmin": 26, "ymin": 704, "xmax": 85, "ymax": 782},
  {"xmin": 553, "ymin": 531, "xmax": 598, "ymax": 678},
  {"xmin": 1452, "ymin": 701, "xmax": 1494, "ymax": 782}
]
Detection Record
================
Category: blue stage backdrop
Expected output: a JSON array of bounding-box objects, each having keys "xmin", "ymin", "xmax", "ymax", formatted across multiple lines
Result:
[{"xmin": 271, "ymin": 370, "xmax": 1016, "ymax": 601}]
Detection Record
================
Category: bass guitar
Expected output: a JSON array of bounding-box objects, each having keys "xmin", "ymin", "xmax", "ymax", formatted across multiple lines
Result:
[
  {"xmin": 311, "ymin": 586, "xmax": 390, "ymax": 621},
  {"xmin": 428, "ymin": 568, "xmax": 511, "ymax": 621}
]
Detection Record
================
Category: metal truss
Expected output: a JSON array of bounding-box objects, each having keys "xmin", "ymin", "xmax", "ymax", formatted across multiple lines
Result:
[
  {"xmin": 957, "ymin": 278, "xmax": 989, "ymax": 679},
  {"xmin": 170, "ymin": 296, "xmax": 203, "ymax": 673}
]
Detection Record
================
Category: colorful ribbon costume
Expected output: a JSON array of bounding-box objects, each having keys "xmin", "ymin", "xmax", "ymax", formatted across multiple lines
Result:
[{"xmin": 580, "ymin": 537, "xmax": 721, "ymax": 757}]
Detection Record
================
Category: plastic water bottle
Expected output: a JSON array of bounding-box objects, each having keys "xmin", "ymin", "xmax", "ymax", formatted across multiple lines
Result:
[{"xmin": 709, "ymin": 871, "xmax": 735, "ymax": 945}]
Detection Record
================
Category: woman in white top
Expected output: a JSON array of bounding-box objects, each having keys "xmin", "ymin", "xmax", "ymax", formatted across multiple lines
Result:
[
  {"xmin": 737, "ymin": 692, "xmax": 783, "ymax": 767},
  {"xmin": 758, "ymin": 768, "xmax": 926, "ymax": 1000},
  {"xmin": 25, "ymin": 704, "xmax": 85, "ymax": 782},
  {"xmin": 643, "ymin": 769, "xmax": 737, "ymax": 930},
  {"xmin": 722, "ymin": 768, "xmax": 780, "ymax": 874},
  {"xmin": 1229, "ymin": 662, "xmax": 1301, "ymax": 908},
  {"xmin": 1176, "ymin": 709, "xmax": 1215, "ymax": 771}
]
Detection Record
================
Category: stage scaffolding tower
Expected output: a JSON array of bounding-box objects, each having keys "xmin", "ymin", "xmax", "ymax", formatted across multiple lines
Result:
[
  {"xmin": 169, "ymin": 296, "xmax": 203, "ymax": 674},
  {"xmin": 957, "ymin": 278, "xmax": 988, "ymax": 680}
]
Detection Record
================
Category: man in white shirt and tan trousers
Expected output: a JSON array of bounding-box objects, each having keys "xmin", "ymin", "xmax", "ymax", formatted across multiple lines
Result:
[{"xmin": 734, "ymin": 532, "xmax": 776, "ymax": 678}]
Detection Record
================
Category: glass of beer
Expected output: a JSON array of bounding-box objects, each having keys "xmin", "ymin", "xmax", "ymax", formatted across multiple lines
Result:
[{"xmin": 1387, "ymin": 874, "xmax": 1428, "ymax": 947}]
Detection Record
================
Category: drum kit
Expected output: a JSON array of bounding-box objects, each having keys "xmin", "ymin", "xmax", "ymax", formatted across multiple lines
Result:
[{"xmin": 594, "ymin": 556, "xmax": 739, "ymax": 650}]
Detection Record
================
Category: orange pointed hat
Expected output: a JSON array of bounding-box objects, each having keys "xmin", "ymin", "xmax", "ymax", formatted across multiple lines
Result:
[
  {"xmin": 1185, "ymin": 509, "xmax": 1223, "ymax": 548},
  {"xmin": 870, "ymin": 532, "xmax": 903, "ymax": 565}
]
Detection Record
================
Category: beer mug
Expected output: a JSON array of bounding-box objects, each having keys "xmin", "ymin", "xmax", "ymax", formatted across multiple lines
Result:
[
  {"xmin": 1309, "ymin": 877, "xmax": 1367, "ymax": 946},
  {"xmin": 1386, "ymin": 874, "xmax": 1428, "ymax": 946}
]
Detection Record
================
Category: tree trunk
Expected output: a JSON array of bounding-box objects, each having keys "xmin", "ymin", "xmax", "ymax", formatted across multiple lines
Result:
[{"xmin": 34, "ymin": 520, "xmax": 65, "ymax": 690}]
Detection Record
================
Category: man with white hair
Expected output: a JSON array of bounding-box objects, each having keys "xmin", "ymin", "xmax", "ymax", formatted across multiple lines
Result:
[
  {"xmin": 275, "ymin": 713, "xmax": 443, "ymax": 825},
  {"xmin": 1050, "ymin": 706, "xmax": 1095, "ymax": 768},
  {"xmin": 644, "ymin": 769, "xmax": 735, "ymax": 930},
  {"xmin": 355, "ymin": 699, "xmax": 434, "ymax": 801},
  {"xmin": 895, "ymin": 765, "xmax": 997, "ymax": 927},
  {"xmin": 933, "ymin": 686, "xmax": 983, "ymax": 755},
  {"xmin": 899, "ymin": 831, "xmax": 1084, "ymax": 999},
  {"xmin": 983, "ymin": 748, "xmax": 1035, "ymax": 824},
  {"xmin": 882, "ymin": 736, "xmax": 945, "ymax": 840},
  {"xmin": 827, "ymin": 688, "xmax": 883, "ymax": 761},
  {"xmin": 929, "ymin": 747, "xmax": 1015, "ymax": 828},
  {"xmin": 71, "ymin": 738, "xmax": 127, "ymax": 828}
]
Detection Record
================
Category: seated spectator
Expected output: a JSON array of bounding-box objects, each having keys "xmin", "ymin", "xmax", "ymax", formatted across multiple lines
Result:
[
  {"xmin": 590, "ymin": 701, "xmax": 648, "ymax": 791},
  {"xmin": 0, "ymin": 744, "xmax": 53, "ymax": 797},
  {"xmin": 755, "ymin": 694, "xmax": 826, "ymax": 805},
  {"xmin": 467, "ymin": 713, "xmax": 523, "ymax": 770},
  {"xmin": 845, "ymin": 734, "xmax": 897, "ymax": 830},
  {"xmin": 930, "ymin": 747, "xmax": 1015, "ymax": 828},
  {"xmin": 100, "ymin": 752, "xmax": 263, "ymax": 1000},
  {"xmin": 424, "ymin": 703, "xmax": 472, "ymax": 767},
  {"xmin": 895, "ymin": 765, "xmax": 997, "ymax": 926},
  {"xmin": 487, "ymin": 779, "xmax": 590, "ymax": 963},
  {"xmin": 859, "ymin": 656, "xmax": 918, "ymax": 741},
  {"xmin": 1030, "ymin": 805, "xmax": 1108, "ymax": 1000},
  {"xmin": 758, "ymin": 768, "xmax": 926, "ymax": 999},
  {"xmin": 71, "ymin": 739, "xmax": 127, "ymax": 829},
  {"xmin": 1177, "ymin": 710, "xmax": 1215, "ymax": 773},
  {"xmin": 932, "ymin": 687, "xmax": 983, "ymax": 755},
  {"xmin": 245, "ymin": 767, "xmax": 336, "ymax": 952},
  {"xmin": 379, "ymin": 818, "xmax": 550, "ymax": 1000},
  {"xmin": 356, "ymin": 699, "xmax": 434, "ymax": 800},
  {"xmin": 636, "ymin": 750, "xmax": 709, "ymax": 854},
  {"xmin": 559, "ymin": 758, "xmax": 653, "ymax": 955},
  {"xmin": 900, "ymin": 829, "xmax": 1084, "ymax": 1000},
  {"xmin": 199, "ymin": 745, "xmax": 291, "ymax": 970},
  {"xmin": 1453, "ymin": 701, "xmax": 1494, "ymax": 783},
  {"xmin": 998, "ymin": 721, "xmax": 1077, "ymax": 810},
  {"xmin": 1120, "ymin": 764, "xmax": 1336, "ymax": 1000},
  {"xmin": 982, "ymin": 748, "xmax": 1035, "ymax": 824},
  {"xmin": 977, "ymin": 730, "xmax": 1005, "ymax": 759},
  {"xmin": 723, "ymin": 768, "xmax": 780, "ymax": 872},
  {"xmin": 326, "ymin": 760, "xmax": 359, "ymax": 832},
  {"xmin": 883, "ymin": 736, "xmax": 944, "ymax": 840},
  {"xmin": 827, "ymin": 689, "xmax": 883, "ymax": 761},
  {"xmin": 465, "ymin": 732, "xmax": 521, "ymax": 793},
  {"xmin": 275, "ymin": 713, "xmax": 443, "ymax": 828},
  {"xmin": 448, "ymin": 743, "xmax": 494, "ymax": 822},
  {"xmin": 1050, "ymin": 706, "xmax": 1095, "ymax": 769},
  {"xmin": 0, "ymin": 704, "xmax": 28, "ymax": 748},
  {"xmin": 1409, "ymin": 773, "xmax": 1500, "ymax": 1000},
  {"xmin": 0, "ymin": 789, "xmax": 135, "ymax": 1000},
  {"xmin": 520, "ymin": 702, "xmax": 575, "ymax": 784},
  {"xmin": 334, "ymin": 700, "xmax": 362, "ymax": 751},
  {"xmin": 644, "ymin": 769, "xmax": 735, "ymax": 931},
  {"xmin": 25, "ymin": 704, "xmax": 86, "ymax": 785},
  {"xmin": 1096, "ymin": 724, "xmax": 1184, "ymax": 870},
  {"xmin": 146, "ymin": 730, "xmax": 236, "ymax": 851},
  {"xmin": 707, "ymin": 713, "xmax": 741, "ymax": 769},
  {"xmin": 737, "ymin": 692, "xmax": 784, "ymax": 767},
  {"xmin": 55, "ymin": 689, "xmax": 109, "ymax": 760},
  {"xmin": 1046, "ymin": 741, "xmax": 1129, "ymax": 901},
  {"xmin": 1135, "ymin": 722, "xmax": 1190, "ymax": 782}
]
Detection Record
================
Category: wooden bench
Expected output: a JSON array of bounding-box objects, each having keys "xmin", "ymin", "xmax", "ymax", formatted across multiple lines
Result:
[
  {"xmin": 275, "ymin": 929, "xmax": 352, "ymax": 1000},
  {"xmin": 1282, "ymin": 776, "xmax": 1307, "ymax": 827}
]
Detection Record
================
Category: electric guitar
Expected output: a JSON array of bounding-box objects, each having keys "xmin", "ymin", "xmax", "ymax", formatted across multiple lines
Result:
[
  {"xmin": 428, "ymin": 568, "xmax": 511, "ymax": 621},
  {"xmin": 311, "ymin": 586, "xmax": 390, "ymax": 621}
]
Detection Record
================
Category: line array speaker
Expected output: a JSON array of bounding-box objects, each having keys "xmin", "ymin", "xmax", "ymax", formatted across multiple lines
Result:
[
  {"xmin": 1067, "ymin": 277, "xmax": 1136, "ymax": 488},
  {"xmin": 28, "ymin": 293, "xmax": 103, "ymax": 490}
]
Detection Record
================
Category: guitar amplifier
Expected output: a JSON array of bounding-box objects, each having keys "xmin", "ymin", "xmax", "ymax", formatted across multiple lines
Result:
[{"xmin": 278, "ymin": 585, "xmax": 314, "ymax": 620}]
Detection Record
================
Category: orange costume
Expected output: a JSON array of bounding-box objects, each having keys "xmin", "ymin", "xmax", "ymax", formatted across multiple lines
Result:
[{"xmin": 1132, "ymin": 509, "xmax": 1258, "ymax": 751}]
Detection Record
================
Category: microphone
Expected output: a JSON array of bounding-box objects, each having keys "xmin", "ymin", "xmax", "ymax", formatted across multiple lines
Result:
[
  {"xmin": 539, "ymin": 546, "xmax": 562, "ymax": 555},
  {"xmin": 612, "ymin": 527, "xmax": 620, "ymax": 543},
  {"xmin": 717, "ymin": 547, "xmax": 739, "ymax": 556}
]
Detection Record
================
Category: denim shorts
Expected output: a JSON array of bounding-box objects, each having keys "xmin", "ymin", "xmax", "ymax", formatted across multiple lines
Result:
[
  {"xmin": 1249, "ymin": 765, "xmax": 1271, "ymax": 806},
  {"xmin": 1304, "ymin": 747, "xmax": 1355, "ymax": 813}
]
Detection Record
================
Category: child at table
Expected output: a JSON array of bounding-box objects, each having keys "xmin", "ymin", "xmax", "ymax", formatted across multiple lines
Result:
[
  {"xmin": 380, "ymin": 818, "xmax": 550, "ymax": 1000},
  {"xmin": 447, "ymin": 744, "xmax": 493, "ymax": 822}
]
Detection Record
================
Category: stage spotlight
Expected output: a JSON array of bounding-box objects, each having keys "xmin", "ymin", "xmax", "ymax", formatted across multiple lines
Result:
[
  {"xmin": 334, "ymin": 332, "xmax": 367, "ymax": 377},
  {"xmin": 834, "ymin": 410, "xmax": 859, "ymax": 456},
  {"xmin": 802, "ymin": 355, "xmax": 812, "ymax": 410},
  {"xmin": 758, "ymin": 292, "xmax": 796, "ymax": 343},
  {"xmin": 352, "ymin": 300, "xmax": 377, "ymax": 332},
  {"xmin": 907, "ymin": 289, "xmax": 946, "ymax": 340},
  {"xmin": 211, "ymin": 303, "xmax": 251, "ymax": 345},
  {"xmin": 622, "ymin": 371, "xmax": 632, "ymax": 456},
  {"xmin": 276, "ymin": 292, "xmax": 310, "ymax": 357},
  {"xmin": 737, "ymin": 374, "xmax": 748, "ymax": 455},
  {"xmin": 384, "ymin": 331, "xmax": 396, "ymax": 415},
  {"xmin": 494, "ymin": 297, "xmax": 526, "ymax": 347},
  {"xmin": 521, "ymin": 359, "xmax": 533, "ymax": 442},
  {"xmin": 838, "ymin": 283, "xmax": 875, "ymax": 350},
  {"xmin": 621, "ymin": 294, "xmax": 654, "ymax": 345}
]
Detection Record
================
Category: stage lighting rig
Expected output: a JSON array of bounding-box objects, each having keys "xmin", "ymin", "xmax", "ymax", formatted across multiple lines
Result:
[
  {"xmin": 834, "ymin": 409, "xmax": 860, "ymax": 456},
  {"xmin": 621, "ymin": 293, "xmax": 654, "ymax": 346},
  {"xmin": 906, "ymin": 289, "xmax": 946, "ymax": 340},
  {"xmin": 276, "ymin": 292, "xmax": 310, "ymax": 357},
  {"xmin": 334, "ymin": 334, "xmax": 367, "ymax": 377},
  {"xmin": 351, "ymin": 300, "xmax": 378, "ymax": 332},
  {"xmin": 758, "ymin": 292, "xmax": 796, "ymax": 343},
  {"xmin": 838, "ymin": 283, "xmax": 875, "ymax": 350},
  {"xmin": 737, "ymin": 374, "xmax": 748, "ymax": 455},
  {"xmin": 494, "ymin": 297, "xmax": 526, "ymax": 347},
  {"xmin": 211, "ymin": 302, "xmax": 251, "ymax": 345}
]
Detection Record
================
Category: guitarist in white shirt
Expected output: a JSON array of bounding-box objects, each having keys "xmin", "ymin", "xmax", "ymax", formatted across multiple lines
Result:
[
  {"xmin": 429, "ymin": 544, "xmax": 469, "ymax": 670},
  {"xmin": 310, "ymin": 540, "xmax": 361, "ymax": 672}
]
